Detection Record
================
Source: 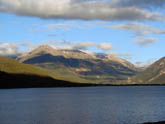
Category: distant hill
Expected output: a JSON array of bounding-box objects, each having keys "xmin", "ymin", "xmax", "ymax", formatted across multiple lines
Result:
[
  {"xmin": 127, "ymin": 57, "xmax": 165, "ymax": 85},
  {"xmin": 16, "ymin": 45, "xmax": 137, "ymax": 84},
  {"xmin": 0, "ymin": 56, "xmax": 97, "ymax": 88}
]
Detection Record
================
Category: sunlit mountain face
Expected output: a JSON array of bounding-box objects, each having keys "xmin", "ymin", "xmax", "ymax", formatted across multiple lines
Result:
[
  {"xmin": 128, "ymin": 57, "xmax": 165, "ymax": 85},
  {"xmin": 16, "ymin": 45, "xmax": 137, "ymax": 84}
]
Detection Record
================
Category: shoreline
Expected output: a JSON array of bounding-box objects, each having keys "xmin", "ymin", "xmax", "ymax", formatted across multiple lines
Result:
[
  {"xmin": 1, "ymin": 84, "xmax": 165, "ymax": 89},
  {"xmin": 1, "ymin": 71, "xmax": 165, "ymax": 89}
]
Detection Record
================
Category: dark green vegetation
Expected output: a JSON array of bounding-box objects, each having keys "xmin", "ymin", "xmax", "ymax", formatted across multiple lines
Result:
[
  {"xmin": 128, "ymin": 57, "xmax": 165, "ymax": 85},
  {"xmin": 0, "ymin": 56, "xmax": 100, "ymax": 88},
  {"xmin": 16, "ymin": 45, "xmax": 137, "ymax": 84}
]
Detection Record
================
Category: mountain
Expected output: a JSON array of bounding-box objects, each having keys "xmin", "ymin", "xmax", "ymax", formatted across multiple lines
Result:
[
  {"xmin": 16, "ymin": 45, "xmax": 137, "ymax": 84},
  {"xmin": 0, "ymin": 56, "xmax": 98, "ymax": 88},
  {"xmin": 17, "ymin": 45, "xmax": 95, "ymax": 62},
  {"xmin": 2, "ymin": 53, "xmax": 165, "ymax": 86},
  {"xmin": 127, "ymin": 57, "xmax": 165, "ymax": 85}
]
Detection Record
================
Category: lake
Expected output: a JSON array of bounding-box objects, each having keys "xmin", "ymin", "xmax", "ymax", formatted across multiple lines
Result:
[{"xmin": 0, "ymin": 86, "xmax": 165, "ymax": 124}]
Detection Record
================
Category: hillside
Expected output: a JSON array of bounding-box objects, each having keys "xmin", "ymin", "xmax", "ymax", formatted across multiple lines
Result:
[
  {"xmin": 0, "ymin": 56, "xmax": 97, "ymax": 88},
  {"xmin": 0, "ymin": 56, "xmax": 51, "ymax": 76},
  {"xmin": 16, "ymin": 45, "xmax": 137, "ymax": 84},
  {"xmin": 128, "ymin": 57, "xmax": 165, "ymax": 85},
  {"xmin": 0, "ymin": 56, "xmax": 91, "ymax": 83}
]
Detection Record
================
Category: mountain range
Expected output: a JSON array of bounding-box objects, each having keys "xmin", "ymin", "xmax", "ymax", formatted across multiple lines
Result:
[
  {"xmin": 0, "ymin": 45, "xmax": 164, "ymax": 88},
  {"xmin": 16, "ymin": 45, "xmax": 137, "ymax": 84}
]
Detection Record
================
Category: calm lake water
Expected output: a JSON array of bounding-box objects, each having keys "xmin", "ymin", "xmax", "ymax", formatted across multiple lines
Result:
[{"xmin": 0, "ymin": 86, "xmax": 165, "ymax": 124}]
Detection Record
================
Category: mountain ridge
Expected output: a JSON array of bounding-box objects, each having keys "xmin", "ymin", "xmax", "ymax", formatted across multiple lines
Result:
[
  {"xmin": 1, "ymin": 55, "xmax": 165, "ymax": 86},
  {"xmin": 16, "ymin": 45, "xmax": 137, "ymax": 84},
  {"xmin": 126, "ymin": 57, "xmax": 165, "ymax": 85}
]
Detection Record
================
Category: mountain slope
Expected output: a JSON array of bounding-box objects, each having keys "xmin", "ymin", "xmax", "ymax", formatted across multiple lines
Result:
[
  {"xmin": 0, "ymin": 56, "xmax": 90, "ymax": 83},
  {"xmin": 17, "ymin": 45, "xmax": 137, "ymax": 84},
  {"xmin": 128, "ymin": 57, "xmax": 165, "ymax": 84},
  {"xmin": 0, "ymin": 56, "xmax": 50, "ymax": 76},
  {"xmin": 0, "ymin": 56, "xmax": 99, "ymax": 88}
]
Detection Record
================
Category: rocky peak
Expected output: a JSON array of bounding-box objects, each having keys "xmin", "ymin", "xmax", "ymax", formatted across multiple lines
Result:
[
  {"xmin": 17, "ymin": 45, "xmax": 95, "ymax": 62},
  {"xmin": 31, "ymin": 45, "xmax": 55, "ymax": 54},
  {"xmin": 160, "ymin": 57, "xmax": 165, "ymax": 62}
]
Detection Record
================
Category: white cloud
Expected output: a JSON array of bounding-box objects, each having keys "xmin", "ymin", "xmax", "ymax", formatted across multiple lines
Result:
[
  {"xmin": 20, "ymin": 40, "xmax": 42, "ymax": 52},
  {"xmin": 0, "ymin": 42, "xmax": 19, "ymax": 56},
  {"xmin": 108, "ymin": 52, "xmax": 132, "ymax": 60},
  {"xmin": 72, "ymin": 41, "xmax": 113, "ymax": 51},
  {"xmin": 0, "ymin": 0, "xmax": 164, "ymax": 21},
  {"xmin": 97, "ymin": 42, "xmax": 112, "ymax": 50},
  {"xmin": 51, "ymin": 45, "xmax": 73, "ymax": 50},
  {"xmin": 107, "ymin": 23, "xmax": 165, "ymax": 47},
  {"xmin": 72, "ymin": 41, "xmax": 96, "ymax": 50},
  {"xmin": 73, "ymin": 42, "xmax": 112, "ymax": 51},
  {"xmin": 135, "ymin": 37, "xmax": 158, "ymax": 47},
  {"xmin": 45, "ymin": 40, "xmax": 113, "ymax": 51},
  {"xmin": 107, "ymin": 23, "xmax": 165, "ymax": 36}
]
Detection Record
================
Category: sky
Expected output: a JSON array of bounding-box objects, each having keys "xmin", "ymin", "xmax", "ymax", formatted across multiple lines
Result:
[{"xmin": 0, "ymin": 0, "xmax": 165, "ymax": 66}]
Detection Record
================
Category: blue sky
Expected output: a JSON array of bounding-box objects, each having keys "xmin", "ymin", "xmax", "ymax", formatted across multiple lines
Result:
[{"xmin": 0, "ymin": 0, "xmax": 165, "ymax": 66}]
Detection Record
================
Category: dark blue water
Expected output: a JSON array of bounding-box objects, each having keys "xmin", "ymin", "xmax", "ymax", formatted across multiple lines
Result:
[{"xmin": 0, "ymin": 86, "xmax": 165, "ymax": 124}]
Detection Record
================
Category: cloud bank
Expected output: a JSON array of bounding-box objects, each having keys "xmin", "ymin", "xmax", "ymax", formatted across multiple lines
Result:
[
  {"xmin": 0, "ymin": 42, "xmax": 19, "ymax": 56},
  {"xmin": 135, "ymin": 37, "xmax": 158, "ymax": 47},
  {"xmin": 107, "ymin": 23, "xmax": 165, "ymax": 36},
  {"xmin": 0, "ymin": 0, "xmax": 164, "ymax": 21}
]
